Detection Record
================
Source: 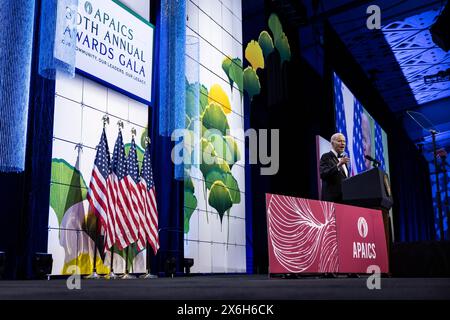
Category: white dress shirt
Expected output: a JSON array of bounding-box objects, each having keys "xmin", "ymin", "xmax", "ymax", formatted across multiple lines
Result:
[{"xmin": 331, "ymin": 149, "xmax": 348, "ymax": 177}]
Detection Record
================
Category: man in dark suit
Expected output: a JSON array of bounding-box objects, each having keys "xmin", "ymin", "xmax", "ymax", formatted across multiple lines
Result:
[{"xmin": 320, "ymin": 133, "xmax": 350, "ymax": 203}]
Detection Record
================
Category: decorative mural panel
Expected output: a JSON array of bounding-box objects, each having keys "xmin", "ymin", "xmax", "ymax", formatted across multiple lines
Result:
[
  {"xmin": 184, "ymin": 0, "xmax": 246, "ymax": 273},
  {"xmin": 47, "ymin": 0, "xmax": 151, "ymax": 276},
  {"xmin": 49, "ymin": 73, "xmax": 149, "ymax": 275}
]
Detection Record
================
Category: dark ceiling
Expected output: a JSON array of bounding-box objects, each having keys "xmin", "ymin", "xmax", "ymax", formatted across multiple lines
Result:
[{"xmin": 296, "ymin": 0, "xmax": 450, "ymax": 162}]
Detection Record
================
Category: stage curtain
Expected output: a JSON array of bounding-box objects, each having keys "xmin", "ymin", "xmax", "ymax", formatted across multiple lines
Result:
[
  {"xmin": 0, "ymin": 0, "xmax": 36, "ymax": 172},
  {"xmin": 149, "ymin": 1, "xmax": 184, "ymax": 275},
  {"xmin": 0, "ymin": 0, "xmax": 55, "ymax": 279},
  {"xmin": 158, "ymin": 0, "xmax": 186, "ymax": 180},
  {"xmin": 21, "ymin": 0, "xmax": 57, "ymax": 279},
  {"xmin": 389, "ymin": 130, "xmax": 436, "ymax": 242}
]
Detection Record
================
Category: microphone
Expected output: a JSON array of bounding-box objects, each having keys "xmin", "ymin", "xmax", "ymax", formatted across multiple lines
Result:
[{"xmin": 365, "ymin": 155, "xmax": 381, "ymax": 166}]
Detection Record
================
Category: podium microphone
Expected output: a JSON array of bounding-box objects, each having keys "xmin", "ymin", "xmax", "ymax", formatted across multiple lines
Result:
[{"xmin": 365, "ymin": 155, "xmax": 381, "ymax": 167}]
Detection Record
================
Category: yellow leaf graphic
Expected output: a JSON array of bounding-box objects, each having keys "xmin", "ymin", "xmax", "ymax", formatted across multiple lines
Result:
[
  {"xmin": 245, "ymin": 40, "xmax": 265, "ymax": 71},
  {"xmin": 62, "ymin": 252, "xmax": 110, "ymax": 275},
  {"xmin": 208, "ymin": 84, "xmax": 232, "ymax": 114}
]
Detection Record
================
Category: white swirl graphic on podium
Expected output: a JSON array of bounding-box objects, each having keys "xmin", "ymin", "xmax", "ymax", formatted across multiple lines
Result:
[{"xmin": 267, "ymin": 196, "xmax": 338, "ymax": 273}]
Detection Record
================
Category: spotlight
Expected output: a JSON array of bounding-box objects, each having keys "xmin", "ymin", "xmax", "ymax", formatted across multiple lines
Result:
[
  {"xmin": 424, "ymin": 68, "xmax": 450, "ymax": 84},
  {"xmin": 183, "ymin": 258, "xmax": 194, "ymax": 275},
  {"xmin": 32, "ymin": 253, "xmax": 52, "ymax": 280},
  {"xmin": 430, "ymin": 1, "xmax": 450, "ymax": 52},
  {"xmin": 164, "ymin": 256, "xmax": 177, "ymax": 278},
  {"xmin": 0, "ymin": 251, "xmax": 5, "ymax": 279},
  {"xmin": 437, "ymin": 148, "xmax": 448, "ymax": 159}
]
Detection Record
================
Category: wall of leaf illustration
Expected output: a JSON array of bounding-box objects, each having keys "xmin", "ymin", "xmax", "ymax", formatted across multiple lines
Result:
[
  {"xmin": 47, "ymin": 1, "xmax": 151, "ymax": 276},
  {"xmin": 184, "ymin": 0, "xmax": 246, "ymax": 273}
]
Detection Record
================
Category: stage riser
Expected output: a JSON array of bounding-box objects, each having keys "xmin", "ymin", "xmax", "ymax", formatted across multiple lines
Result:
[{"xmin": 391, "ymin": 241, "xmax": 450, "ymax": 277}]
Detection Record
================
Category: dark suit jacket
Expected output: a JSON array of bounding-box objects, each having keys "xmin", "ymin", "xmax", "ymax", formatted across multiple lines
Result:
[{"xmin": 319, "ymin": 151, "xmax": 348, "ymax": 203}]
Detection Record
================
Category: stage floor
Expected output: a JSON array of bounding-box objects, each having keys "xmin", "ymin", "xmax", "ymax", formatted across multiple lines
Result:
[{"xmin": 0, "ymin": 275, "xmax": 449, "ymax": 300}]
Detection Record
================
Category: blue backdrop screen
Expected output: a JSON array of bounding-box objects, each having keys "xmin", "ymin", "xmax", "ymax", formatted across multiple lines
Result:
[{"xmin": 333, "ymin": 72, "xmax": 390, "ymax": 178}]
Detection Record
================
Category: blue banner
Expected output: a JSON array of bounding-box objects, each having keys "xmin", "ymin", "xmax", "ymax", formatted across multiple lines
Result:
[{"xmin": 38, "ymin": 0, "xmax": 78, "ymax": 79}]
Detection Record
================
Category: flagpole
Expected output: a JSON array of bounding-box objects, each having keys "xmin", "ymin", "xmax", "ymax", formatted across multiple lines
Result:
[
  {"xmin": 140, "ymin": 137, "xmax": 157, "ymax": 279},
  {"xmin": 87, "ymin": 115, "xmax": 111, "ymax": 280},
  {"xmin": 121, "ymin": 126, "xmax": 138, "ymax": 280}
]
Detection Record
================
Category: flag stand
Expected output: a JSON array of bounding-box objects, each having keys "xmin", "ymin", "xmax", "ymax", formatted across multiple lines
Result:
[
  {"xmin": 140, "ymin": 243, "xmax": 157, "ymax": 279},
  {"xmin": 121, "ymin": 246, "xmax": 136, "ymax": 279},
  {"xmin": 108, "ymin": 247, "xmax": 119, "ymax": 279}
]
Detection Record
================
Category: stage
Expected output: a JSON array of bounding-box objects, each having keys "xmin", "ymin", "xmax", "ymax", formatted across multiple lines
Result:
[{"xmin": 0, "ymin": 275, "xmax": 449, "ymax": 300}]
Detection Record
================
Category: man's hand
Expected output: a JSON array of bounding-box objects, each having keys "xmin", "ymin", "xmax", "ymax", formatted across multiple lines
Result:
[{"xmin": 338, "ymin": 157, "xmax": 350, "ymax": 167}]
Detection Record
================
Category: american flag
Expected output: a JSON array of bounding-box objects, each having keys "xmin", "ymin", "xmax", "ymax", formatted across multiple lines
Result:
[
  {"xmin": 352, "ymin": 99, "xmax": 365, "ymax": 175},
  {"xmin": 126, "ymin": 137, "xmax": 148, "ymax": 251},
  {"xmin": 334, "ymin": 73, "xmax": 351, "ymax": 170},
  {"xmin": 109, "ymin": 130, "xmax": 139, "ymax": 250},
  {"xmin": 139, "ymin": 141, "xmax": 160, "ymax": 254},
  {"xmin": 374, "ymin": 122, "xmax": 386, "ymax": 171},
  {"xmin": 87, "ymin": 129, "xmax": 114, "ymax": 248}
]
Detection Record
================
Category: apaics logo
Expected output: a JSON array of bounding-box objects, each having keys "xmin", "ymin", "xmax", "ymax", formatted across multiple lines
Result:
[{"xmin": 357, "ymin": 217, "xmax": 368, "ymax": 238}]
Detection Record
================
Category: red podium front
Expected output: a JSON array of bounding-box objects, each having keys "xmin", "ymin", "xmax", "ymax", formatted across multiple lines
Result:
[{"xmin": 266, "ymin": 194, "xmax": 389, "ymax": 274}]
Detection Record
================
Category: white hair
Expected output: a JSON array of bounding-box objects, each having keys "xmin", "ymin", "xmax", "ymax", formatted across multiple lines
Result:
[{"xmin": 331, "ymin": 133, "xmax": 345, "ymax": 143}]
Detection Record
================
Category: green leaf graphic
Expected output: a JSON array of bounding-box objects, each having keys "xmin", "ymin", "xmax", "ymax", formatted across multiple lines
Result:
[
  {"xmin": 184, "ymin": 189, "xmax": 197, "ymax": 233},
  {"xmin": 222, "ymin": 57, "xmax": 234, "ymax": 90},
  {"xmin": 201, "ymin": 157, "xmax": 231, "ymax": 185},
  {"xmin": 199, "ymin": 84, "xmax": 209, "ymax": 115},
  {"xmin": 208, "ymin": 181, "xmax": 233, "ymax": 222},
  {"xmin": 113, "ymin": 243, "xmax": 140, "ymax": 266},
  {"xmin": 124, "ymin": 143, "xmax": 144, "ymax": 171},
  {"xmin": 224, "ymin": 135, "xmax": 241, "ymax": 168},
  {"xmin": 243, "ymin": 67, "xmax": 261, "ymax": 101},
  {"xmin": 258, "ymin": 30, "xmax": 274, "ymax": 58},
  {"xmin": 186, "ymin": 114, "xmax": 192, "ymax": 129},
  {"xmin": 230, "ymin": 58, "xmax": 244, "ymax": 98},
  {"xmin": 208, "ymin": 133, "xmax": 234, "ymax": 166},
  {"xmin": 186, "ymin": 82, "xmax": 199, "ymax": 119},
  {"xmin": 275, "ymin": 32, "xmax": 291, "ymax": 64},
  {"xmin": 140, "ymin": 127, "xmax": 148, "ymax": 150},
  {"xmin": 205, "ymin": 168, "xmax": 226, "ymax": 190},
  {"xmin": 201, "ymin": 102, "xmax": 230, "ymax": 135},
  {"xmin": 50, "ymin": 159, "xmax": 88, "ymax": 226},
  {"xmin": 200, "ymin": 137, "xmax": 218, "ymax": 178},
  {"xmin": 268, "ymin": 13, "xmax": 283, "ymax": 43},
  {"xmin": 223, "ymin": 173, "xmax": 241, "ymax": 204},
  {"xmin": 184, "ymin": 170, "xmax": 195, "ymax": 193}
]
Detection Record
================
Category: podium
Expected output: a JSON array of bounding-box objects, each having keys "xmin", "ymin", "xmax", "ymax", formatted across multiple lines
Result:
[
  {"xmin": 342, "ymin": 167, "xmax": 393, "ymax": 209},
  {"xmin": 266, "ymin": 194, "xmax": 389, "ymax": 274},
  {"xmin": 342, "ymin": 167, "xmax": 393, "ymax": 258}
]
